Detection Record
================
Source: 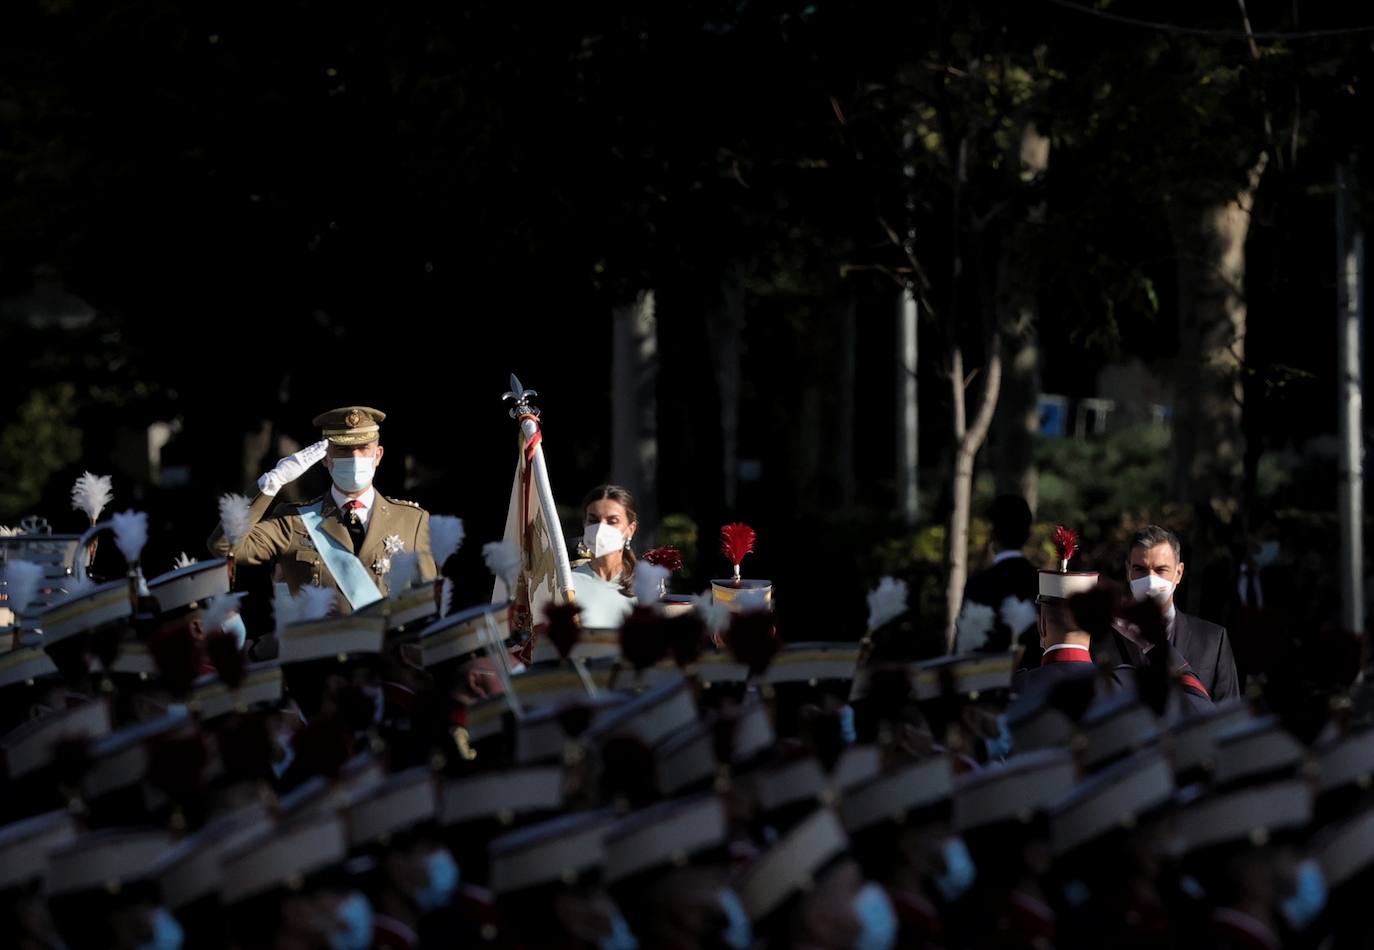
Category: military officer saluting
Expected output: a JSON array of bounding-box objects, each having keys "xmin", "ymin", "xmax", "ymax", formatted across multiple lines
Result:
[{"xmin": 209, "ymin": 406, "xmax": 436, "ymax": 611}]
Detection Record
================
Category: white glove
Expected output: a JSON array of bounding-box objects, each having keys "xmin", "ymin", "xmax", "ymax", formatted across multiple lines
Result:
[{"xmin": 257, "ymin": 439, "xmax": 329, "ymax": 496}]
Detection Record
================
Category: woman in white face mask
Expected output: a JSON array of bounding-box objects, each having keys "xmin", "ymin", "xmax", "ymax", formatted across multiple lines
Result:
[{"xmin": 570, "ymin": 485, "xmax": 640, "ymax": 629}]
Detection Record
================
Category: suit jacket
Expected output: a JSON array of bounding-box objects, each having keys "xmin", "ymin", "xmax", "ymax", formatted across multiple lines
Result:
[
  {"xmin": 208, "ymin": 489, "xmax": 436, "ymax": 609},
  {"xmin": 1172, "ymin": 611, "xmax": 1238, "ymax": 701},
  {"xmin": 963, "ymin": 554, "xmax": 1040, "ymax": 661}
]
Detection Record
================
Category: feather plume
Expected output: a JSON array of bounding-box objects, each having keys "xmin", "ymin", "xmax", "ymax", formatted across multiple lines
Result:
[
  {"xmin": 720, "ymin": 523, "xmax": 756, "ymax": 577},
  {"xmin": 272, "ymin": 582, "xmax": 296, "ymax": 633},
  {"xmin": 998, "ymin": 596, "xmax": 1038, "ymax": 638},
  {"xmin": 1052, "ymin": 525, "xmax": 1079, "ymax": 572},
  {"xmin": 666, "ymin": 611, "xmax": 707, "ymax": 668},
  {"xmin": 293, "ymin": 586, "xmax": 337, "ymax": 622},
  {"xmin": 641, "ymin": 546, "xmax": 684, "ymax": 573},
  {"xmin": 866, "ymin": 576, "xmax": 909, "ymax": 633},
  {"xmin": 217, "ymin": 493, "xmax": 254, "ymax": 548},
  {"xmin": 954, "ymin": 601, "xmax": 996, "ymax": 653},
  {"xmin": 172, "ymin": 552, "xmax": 197, "ymax": 570},
  {"xmin": 619, "ymin": 608, "xmax": 670, "ymax": 671},
  {"xmin": 689, "ymin": 589, "xmax": 732, "ymax": 640},
  {"xmin": 441, "ymin": 577, "xmax": 455, "ymax": 618},
  {"xmin": 202, "ymin": 592, "xmax": 247, "ymax": 636},
  {"xmin": 482, "ymin": 540, "xmax": 521, "ymax": 598},
  {"xmin": 70, "ymin": 472, "xmax": 113, "ymax": 524},
  {"xmin": 111, "ymin": 510, "xmax": 149, "ymax": 565},
  {"xmin": 4, "ymin": 560, "xmax": 46, "ymax": 617},
  {"xmin": 544, "ymin": 602, "xmax": 583, "ymax": 659},
  {"xmin": 205, "ymin": 631, "xmax": 246, "ymax": 689},
  {"xmin": 149, "ymin": 621, "xmax": 203, "ymax": 697},
  {"xmin": 725, "ymin": 610, "xmax": 779, "ymax": 677},
  {"xmin": 388, "ymin": 551, "xmax": 420, "ymax": 593},
  {"xmin": 430, "ymin": 516, "xmax": 465, "ymax": 568},
  {"xmin": 633, "ymin": 562, "xmax": 670, "ymax": 605}
]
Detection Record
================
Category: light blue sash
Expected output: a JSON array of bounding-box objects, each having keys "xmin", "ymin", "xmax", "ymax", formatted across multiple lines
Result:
[{"xmin": 298, "ymin": 502, "xmax": 383, "ymax": 610}]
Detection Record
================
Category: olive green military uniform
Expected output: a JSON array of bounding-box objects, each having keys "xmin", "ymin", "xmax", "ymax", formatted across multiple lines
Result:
[{"xmin": 207, "ymin": 406, "xmax": 436, "ymax": 609}]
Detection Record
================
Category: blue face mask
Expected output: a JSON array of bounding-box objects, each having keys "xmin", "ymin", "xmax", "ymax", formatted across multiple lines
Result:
[
  {"xmin": 414, "ymin": 848, "xmax": 460, "ymax": 912},
  {"xmin": 1280, "ymin": 860, "xmax": 1327, "ymax": 932},
  {"xmin": 837, "ymin": 704, "xmax": 858, "ymax": 745},
  {"xmin": 982, "ymin": 715, "xmax": 1012, "ymax": 762},
  {"xmin": 329, "ymin": 892, "xmax": 373, "ymax": 950},
  {"xmin": 363, "ymin": 684, "xmax": 385, "ymax": 725},
  {"xmin": 600, "ymin": 909, "xmax": 639, "ymax": 950},
  {"xmin": 330, "ymin": 457, "xmax": 375, "ymax": 493},
  {"xmin": 851, "ymin": 882, "xmax": 898, "ymax": 950},
  {"xmin": 139, "ymin": 907, "xmax": 184, "ymax": 950},
  {"xmin": 221, "ymin": 612, "xmax": 248, "ymax": 650},
  {"xmin": 717, "ymin": 889, "xmax": 753, "ymax": 950},
  {"xmin": 933, "ymin": 837, "xmax": 977, "ymax": 902},
  {"xmin": 272, "ymin": 731, "xmax": 295, "ymax": 780}
]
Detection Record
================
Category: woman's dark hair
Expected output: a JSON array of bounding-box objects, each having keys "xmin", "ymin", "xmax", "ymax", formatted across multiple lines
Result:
[{"xmin": 581, "ymin": 484, "xmax": 639, "ymax": 595}]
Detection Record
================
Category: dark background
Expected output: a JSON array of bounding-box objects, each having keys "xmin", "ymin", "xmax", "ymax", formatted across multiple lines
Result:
[{"xmin": 1, "ymin": 1, "xmax": 1369, "ymax": 651}]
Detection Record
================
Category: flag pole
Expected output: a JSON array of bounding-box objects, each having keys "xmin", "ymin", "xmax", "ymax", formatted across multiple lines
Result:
[{"xmin": 503, "ymin": 376, "xmax": 577, "ymax": 605}]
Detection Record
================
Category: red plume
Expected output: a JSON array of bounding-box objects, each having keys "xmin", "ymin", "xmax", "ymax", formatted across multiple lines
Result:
[
  {"xmin": 720, "ymin": 524, "xmax": 756, "ymax": 574},
  {"xmin": 666, "ymin": 611, "xmax": 707, "ymax": 668},
  {"xmin": 725, "ymin": 610, "xmax": 780, "ymax": 677},
  {"xmin": 641, "ymin": 546, "xmax": 685, "ymax": 573},
  {"xmin": 149, "ymin": 620, "xmax": 205, "ymax": 697},
  {"xmin": 206, "ymin": 631, "xmax": 246, "ymax": 690},
  {"xmin": 545, "ymin": 603, "xmax": 584, "ymax": 660},
  {"xmin": 619, "ymin": 608, "xmax": 670, "ymax": 671},
  {"xmin": 1052, "ymin": 526, "xmax": 1079, "ymax": 569}
]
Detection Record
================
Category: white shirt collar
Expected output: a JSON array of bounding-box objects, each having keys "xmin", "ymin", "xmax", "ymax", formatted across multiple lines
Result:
[
  {"xmin": 1043, "ymin": 642, "xmax": 1090, "ymax": 654},
  {"xmin": 992, "ymin": 549, "xmax": 1026, "ymax": 566},
  {"xmin": 331, "ymin": 485, "xmax": 376, "ymax": 524}
]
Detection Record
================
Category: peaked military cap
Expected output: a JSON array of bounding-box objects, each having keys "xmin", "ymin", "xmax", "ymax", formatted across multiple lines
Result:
[{"xmin": 312, "ymin": 406, "xmax": 385, "ymax": 446}]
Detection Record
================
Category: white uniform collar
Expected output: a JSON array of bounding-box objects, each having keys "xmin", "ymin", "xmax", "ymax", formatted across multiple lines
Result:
[
  {"xmin": 331, "ymin": 485, "xmax": 376, "ymax": 518},
  {"xmin": 992, "ymin": 549, "xmax": 1026, "ymax": 566}
]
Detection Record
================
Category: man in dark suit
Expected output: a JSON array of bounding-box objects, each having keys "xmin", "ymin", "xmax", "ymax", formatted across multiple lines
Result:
[
  {"xmin": 1124, "ymin": 524, "xmax": 1238, "ymax": 700},
  {"xmin": 962, "ymin": 495, "xmax": 1040, "ymax": 663}
]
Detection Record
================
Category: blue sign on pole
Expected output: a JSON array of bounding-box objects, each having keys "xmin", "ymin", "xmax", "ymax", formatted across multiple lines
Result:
[{"xmin": 1038, "ymin": 395, "xmax": 1068, "ymax": 437}]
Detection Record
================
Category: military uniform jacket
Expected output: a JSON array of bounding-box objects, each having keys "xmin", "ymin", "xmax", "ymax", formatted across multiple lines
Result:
[{"xmin": 208, "ymin": 489, "xmax": 436, "ymax": 607}]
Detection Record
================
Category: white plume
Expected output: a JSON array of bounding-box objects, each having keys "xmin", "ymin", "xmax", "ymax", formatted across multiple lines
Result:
[
  {"xmin": 217, "ymin": 493, "xmax": 254, "ymax": 548},
  {"xmin": 293, "ymin": 586, "xmax": 337, "ymax": 622},
  {"xmin": 633, "ymin": 562, "xmax": 670, "ymax": 606},
  {"xmin": 482, "ymin": 540, "xmax": 521, "ymax": 599},
  {"xmin": 202, "ymin": 592, "xmax": 248, "ymax": 634},
  {"xmin": 172, "ymin": 552, "xmax": 197, "ymax": 570},
  {"xmin": 954, "ymin": 601, "xmax": 996, "ymax": 653},
  {"xmin": 441, "ymin": 578, "xmax": 456, "ymax": 618},
  {"xmin": 272, "ymin": 582, "xmax": 297, "ymax": 634},
  {"xmin": 4, "ymin": 560, "xmax": 46, "ymax": 617},
  {"xmin": 690, "ymin": 589, "xmax": 732, "ymax": 638},
  {"xmin": 111, "ymin": 510, "xmax": 149, "ymax": 565},
  {"xmin": 63, "ymin": 575, "xmax": 94, "ymax": 596},
  {"xmin": 999, "ymin": 596, "xmax": 1038, "ymax": 638},
  {"xmin": 71, "ymin": 472, "xmax": 114, "ymax": 524},
  {"xmin": 866, "ymin": 576, "xmax": 909, "ymax": 633},
  {"xmin": 388, "ymin": 551, "xmax": 420, "ymax": 593},
  {"xmin": 429, "ymin": 516, "xmax": 465, "ymax": 567}
]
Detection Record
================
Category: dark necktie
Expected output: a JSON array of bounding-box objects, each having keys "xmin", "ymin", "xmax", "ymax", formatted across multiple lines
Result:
[{"xmin": 341, "ymin": 500, "xmax": 365, "ymax": 554}]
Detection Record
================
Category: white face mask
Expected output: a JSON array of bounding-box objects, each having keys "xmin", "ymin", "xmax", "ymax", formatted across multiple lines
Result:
[
  {"xmin": 583, "ymin": 522, "xmax": 626, "ymax": 559},
  {"xmin": 1129, "ymin": 573, "xmax": 1175, "ymax": 607},
  {"xmin": 330, "ymin": 456, "xmax": 375, "ymax": 493}
]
